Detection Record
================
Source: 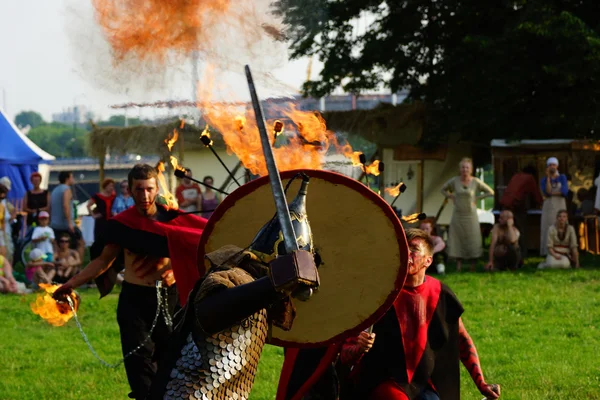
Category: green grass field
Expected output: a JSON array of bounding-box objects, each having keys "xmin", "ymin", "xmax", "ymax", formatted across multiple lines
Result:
[{"xmin": 2, "ymin": 259, "xmax": 600, "ymax": 399}]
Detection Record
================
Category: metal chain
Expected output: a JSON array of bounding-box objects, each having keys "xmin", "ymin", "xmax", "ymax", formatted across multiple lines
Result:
[{"xmin": 66, "ymin": 280, "xmax": 172, "ymax": 368}]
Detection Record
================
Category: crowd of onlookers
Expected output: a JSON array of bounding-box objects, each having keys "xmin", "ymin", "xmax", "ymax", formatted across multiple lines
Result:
[
  {"xmin": 422, "ymin": 156, "xmax": 593, "ymax": 274},
  {"xmin": 0, "ymin": 155, "xmax": 594, "ymax": 292},
  {"xmin": 0, "ymin": 169, "xmax": 221, "ymax": 293}
]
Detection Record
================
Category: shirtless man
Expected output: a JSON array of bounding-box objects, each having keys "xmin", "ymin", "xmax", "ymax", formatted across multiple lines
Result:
[{"xmin": 53, "ymin": 164, "xmax": 205, "ymax": 399}]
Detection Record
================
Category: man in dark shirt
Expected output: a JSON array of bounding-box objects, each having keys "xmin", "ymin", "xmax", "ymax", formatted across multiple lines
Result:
[
  {"xmin": 500, "ymin": 165, "xmax": 543, "ymax": 255},
  {"xmin": 340, "ymin": 229, "xmax": 500, "ymax": 400}
]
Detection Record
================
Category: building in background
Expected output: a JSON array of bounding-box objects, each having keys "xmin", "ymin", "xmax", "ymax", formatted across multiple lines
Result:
[{"xmin": 51, "ymin": 105, "xmax": 94, "ymax": 127}]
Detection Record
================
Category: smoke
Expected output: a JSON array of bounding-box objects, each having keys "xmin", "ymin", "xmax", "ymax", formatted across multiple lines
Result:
[{"xmin": 64, "ymin": 0, "xmax": 292, "ymax": 102}]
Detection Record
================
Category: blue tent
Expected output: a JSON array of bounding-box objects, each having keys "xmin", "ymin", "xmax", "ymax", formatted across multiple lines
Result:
[{"xmin": 0, "ymin": 108, "xmax": 55, "ymax": 201}]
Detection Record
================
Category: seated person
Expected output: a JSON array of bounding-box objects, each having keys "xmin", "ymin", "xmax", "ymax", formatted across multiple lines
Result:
[
  {"xmin": 54, "ymin": 233, "xmax": 81, "ymax": 283},
  {"xmin": 419, "ymin": 219, "xmax": 446, "ymax": 274},
  {"xmin": 0, "ymin": 254, "xmax": 18, "ymax": 294},
  {"xmin": 539, "ymin": 209, "xmax": 579, "ymax": 269},
  {"xmin": 31, "ymin": 211, "xmax": 55, "ymax": 261},
  {"xmin": 26, "ymin": 248, "xmax": 56, "ymax": 288},
  {"xmin": 486, "ymin": 210, "xmax": 521, "ymax": 271}
]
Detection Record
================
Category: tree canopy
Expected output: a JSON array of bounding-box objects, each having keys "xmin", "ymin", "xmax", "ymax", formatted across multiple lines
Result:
[
  {"xmin": 273, "ymin": 0, "xmax": 600, "ymax": 144},
  {"xmin": 26, "ymin": 122, "xmax": 88, "ymax": 158},
  {"xmin": 14, "ymin": 111, "xmax": 45, "ymax": 129}
]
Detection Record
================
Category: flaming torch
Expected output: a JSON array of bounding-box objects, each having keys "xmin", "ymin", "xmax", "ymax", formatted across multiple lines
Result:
[
  {"xmin": 172, "ymin": 159, "xmax": 230, "ymax": 195},
  {"xmin": 273, "ymin": 119, "xmax": 284, "ymax": 142},
  {"xmin": 386, "ymin": 182, "xmax": 408, "ymax": 207},
  {"xmin": 31, "ymin": 284, "xmax": 81, "ymax": 327},
  {"xmin": 200, "ymin": 125, "xmax": 241, "ymax": 187},
  {"xmin": 401, "ymin": 212, "xmax": 427, "ymax": 224}
]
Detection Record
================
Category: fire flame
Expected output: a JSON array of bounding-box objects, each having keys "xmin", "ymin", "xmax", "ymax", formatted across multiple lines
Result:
[
  {"xmin": 165, "ymin": 129, "xmax": 179, "ymax": 152},
  {"xmin": 199, "ymin": 100, "xmax": 364, "ymax": 176},
  {"xmin": 385, "ymin": 182, "xmax": 405, "ymax": 198},
  {"xmin": 31, "ymin": 284, "xmax": 79, "ymax": 327},
  {"xmin": 156, "ymin": 161, "xmax": 179, "ymax": 210},
  {"xmin": 401, "ymin": 213, "xmax": 426, "ymax": 224},
  {"xmin": 364, "ymin": 160, "xmax": 381, "ymax": 176},
  {"xmin": 200, "ymin": 126, "xmax": 214, "ymax": 147}
]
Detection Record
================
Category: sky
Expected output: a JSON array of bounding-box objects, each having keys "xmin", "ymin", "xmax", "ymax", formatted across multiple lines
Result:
[{"xmin": 0, "ymin": 0, "xmax": 317, "ymax": 123}]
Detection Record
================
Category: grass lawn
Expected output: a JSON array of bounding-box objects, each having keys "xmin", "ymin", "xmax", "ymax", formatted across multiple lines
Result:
[{"xmin": 1, "ymin": 257, "xmax": 600, "ymax": 399}]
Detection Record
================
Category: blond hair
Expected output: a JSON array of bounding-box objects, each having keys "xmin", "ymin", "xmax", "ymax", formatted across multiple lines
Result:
[{"xmin": 459, "ymin": 157, "xmax": 473, "ymax": 167}]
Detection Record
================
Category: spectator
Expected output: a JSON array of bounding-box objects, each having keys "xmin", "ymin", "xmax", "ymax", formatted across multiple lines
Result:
[
  {"xmin": 499, "ymin": 165, "xmax": 543, "ymax": 255},
  {"xmin": 539, "ymin": 157, "xmax": 568, "ymax": 256},
  {"xmin": 22, "ymin": 171, "xmax": 50, "ymax": 226},
  {"xmin": 87, "ymin": 178, "xmax": 116, "ymax": 259},
  {"xmin": 0, "ymin": 180, "xmax": 15, "ymax": 260},
  {"xmin": 26, "ymin": 248, "xmax": 56, "ymax": 287},
  {"xmin": 0, "ymin": 177, "xmax": 16, "ymax": 261},
  {"xmin": 112, "ymin": 179, "xmax": 135, "ymax": 216},
  {"xmin": 50, "ymin": 171, "xmax": 85, "ymax": 260},
  {"xmin": 441, "ymin": 157, "xmax": 494, "ymax": 271},
  {"xmin": 54, "ymin": 233, "xmax": 81, "ymax": 283},
  {"xmin": 539, "ymin": 210, "xmax": 579, "ymax": 269},
  {"xmin": 175, "ymin": 168, "xmax": 202, "ymax": 213},
  {"xmin": 486, "ymin": 210, "xmax": 520, "ymax": 271},
  {"xmin": 419, "ymin": 219, "xmax": 446, "ymax": 274},
  {"xmin": 31, "ymin": 211, "xmax": 55, "ymax": 261},
  {"xmin": 200, "ymin": 175, "xmax": 221, "ymax": 219},
  {"xmin": 0, "ymin": 254, "xmax": 18, "ymax": 294}
]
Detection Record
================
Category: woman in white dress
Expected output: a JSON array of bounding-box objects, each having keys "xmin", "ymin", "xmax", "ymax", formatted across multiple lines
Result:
[{"xmin": 441, "ymin": 158, "xmax": 494, "ymax": 271}]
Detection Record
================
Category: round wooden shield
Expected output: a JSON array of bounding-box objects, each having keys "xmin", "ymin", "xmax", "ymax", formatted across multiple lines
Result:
[{"xmin": 197, "ymin": 169, "xmax": 408, "ymax": 347}]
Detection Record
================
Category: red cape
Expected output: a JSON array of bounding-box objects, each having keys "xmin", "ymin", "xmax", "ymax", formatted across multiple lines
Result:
[
  {"xmin": 112, "ymin": 206, "xmax": 207, "ymax": 305},
  {"xmin": 394, "ymin": 277, "xmax": 441, "ymax": 383}
]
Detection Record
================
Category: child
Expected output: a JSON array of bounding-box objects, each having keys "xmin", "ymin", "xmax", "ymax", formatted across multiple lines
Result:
[
  {"xmin": 26, "ymin": 248, "xmax": 56, "ymax": 288},
  {"xmin": 31, "ymin": 211, "xmax": 55, "ymax": 262},
  {"xmin": 0, "ymin": 254, "xmax": 18, "ymax": 293}
]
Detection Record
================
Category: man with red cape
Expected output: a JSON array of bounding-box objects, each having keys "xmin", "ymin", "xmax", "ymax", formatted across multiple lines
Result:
[
  {"xmin": 54, "ymin": 164, "xmax": 207, "ymax": 400},
  {"xmin": 278, "ymin": 228, "xmax": 501, "ymax": 400}
]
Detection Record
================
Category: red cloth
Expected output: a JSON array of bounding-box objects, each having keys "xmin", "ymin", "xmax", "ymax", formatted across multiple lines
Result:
[
  {"xmin": 500, "ymin": 172, "xmax": 543, "ymax": 210},
  {"xmin": 370, "ymin": 380, "xmax": 409, "ymax": 400},
  {"xmin": 112, "ymin": 206, "xmax": 207, "ymax": 305},
  {"xmin": 393, "ymin": 277, "xmax": 442, "ymax": 384},
  {"xmin": 94, "ymin": 193, "xmax": 116, "ymax": 220}
]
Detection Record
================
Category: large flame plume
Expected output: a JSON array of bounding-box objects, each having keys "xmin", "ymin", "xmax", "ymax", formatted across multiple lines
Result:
[
  {"xmin": 90, "ymin": 0, "xmax": 286, "ymax": 71},
  {"xmin": 31, "ymin": 284, "xmax": 80, "ymax": 327},
  {"xmin": 156, "ymin": 161, "xmax": 179, "ymax": 210},
  {"xmin": 200, "ymin": 100, "xmax": 365, "ymax": 176}
]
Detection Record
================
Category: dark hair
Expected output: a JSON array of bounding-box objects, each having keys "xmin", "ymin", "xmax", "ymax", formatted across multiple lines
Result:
[
  {"xmin": 522, "ymin": 165, "xmax": 537, "ymax": 176},
  {"xmin": 405, "ymin": 228, "xmax": 435, "ymax": 256},
  {"xmin": 0, "ymin": 184, "xmax": 7, "ymax": 195},
  {"xmin": 203, "ymin": 175, "xmax": 214, "ymax": 182},
  {"xmin": 101, "ymin": 178, "xmax": 115, "ymax": 189},
  {"xmin": 128, "ymin": 164, "xmax": 158, "ymax": 188},
  {"xmin": 59, "ymin": 233, "xmax": 71, "ymax": 241},
  {"xmin": 58, "ymin": 171, "xmax": 72, "ymax": 184},
  {"xmin": 556, "ymin": 209, "xmax": 568, "ymax": 218}
]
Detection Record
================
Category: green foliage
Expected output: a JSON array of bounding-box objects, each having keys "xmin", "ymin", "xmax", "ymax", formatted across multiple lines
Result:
[
  {"xmin": 14, "ymin": 111, "xmax": 45, "ymax": 129},
  {"xmin": 274, "ymin": 0, "xmax": 600, "ymax": 143},
  {"xmin": 26, "ymin": 122, "xmax": 89, "ymax": 158},
  {"xmin": 2, "ymin": 261, "xmax": 600, "ymax": 399}
]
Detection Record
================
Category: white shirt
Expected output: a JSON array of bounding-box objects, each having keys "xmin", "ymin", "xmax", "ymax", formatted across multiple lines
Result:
[{"xmin": 32, "ymin": 226, "xmax": 55, "ymax": 255}]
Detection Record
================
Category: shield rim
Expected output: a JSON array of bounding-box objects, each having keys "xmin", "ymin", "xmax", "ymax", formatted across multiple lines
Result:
[{"xmin": 197, "ymin": 169, "xmax": 409, "ymax": 348}]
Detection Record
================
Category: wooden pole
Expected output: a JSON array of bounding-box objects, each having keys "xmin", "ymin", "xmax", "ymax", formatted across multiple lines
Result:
[
  {"xmin": 417, "ymin": 159, "xmax": 424, "ymax": 213},
  {"xmin": 99, "ymin": 153, "xmax": 105, "ymax": 192}
]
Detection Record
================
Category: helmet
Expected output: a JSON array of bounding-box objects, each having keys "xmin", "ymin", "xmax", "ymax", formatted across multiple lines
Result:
[{"xmin": 250, "ymin": 175, "xmax": 313, "ymax": 263}]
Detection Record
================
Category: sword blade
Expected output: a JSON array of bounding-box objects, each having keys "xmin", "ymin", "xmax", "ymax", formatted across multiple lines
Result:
[{"xmin": 245, "ymin": 65, "xmax": 299, "ymax": 253}]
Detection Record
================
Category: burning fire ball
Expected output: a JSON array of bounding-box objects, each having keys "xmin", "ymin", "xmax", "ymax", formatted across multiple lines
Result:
[{"xmin": 31, "ymin": 284, "xmax": 81, "ymax": 327}]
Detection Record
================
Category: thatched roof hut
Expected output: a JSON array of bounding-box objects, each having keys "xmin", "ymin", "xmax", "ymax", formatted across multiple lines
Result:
[{"xmin": 89, "ymin": 118, "xmax": 226, "ymax": 183}]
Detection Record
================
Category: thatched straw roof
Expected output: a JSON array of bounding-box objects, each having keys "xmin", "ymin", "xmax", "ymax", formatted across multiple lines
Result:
[
  {"xmin": 324, "ymin": 102, "xmax": 425, "ymax": 147},
  {"xmin": 89, "ymin": 118, "xmax": 226, "ymax": 159}
]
